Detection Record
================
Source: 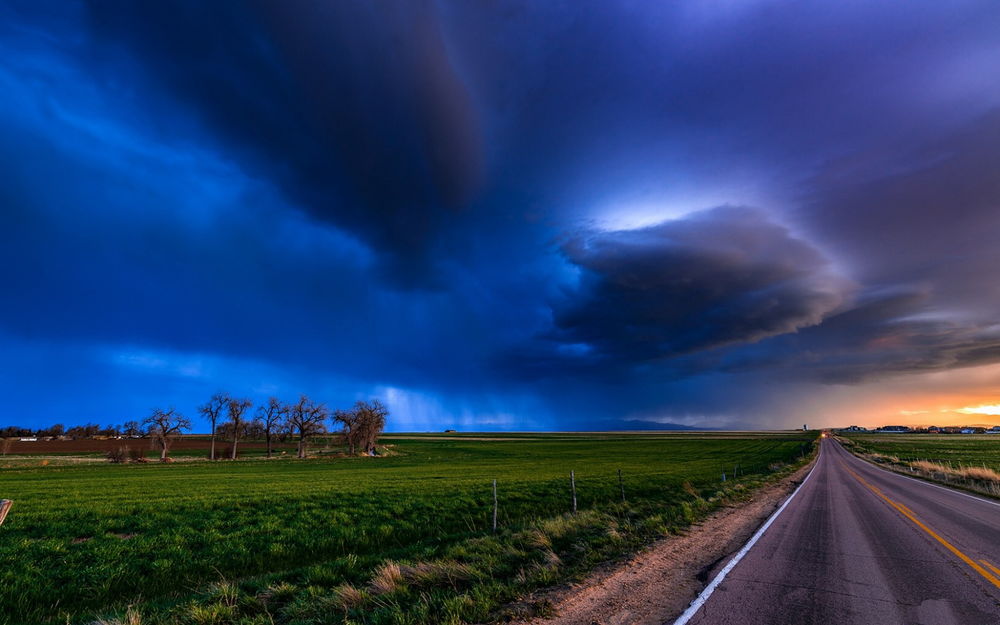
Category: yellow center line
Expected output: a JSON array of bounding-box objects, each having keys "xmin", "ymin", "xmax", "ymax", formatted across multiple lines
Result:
[
  {"xmin": 981, "ymin": 560, "xmax": 1000, "ymax": 577},
  {"xmin": 840, "ymin": 461, "xmax": 1000, "ymax": 590}
]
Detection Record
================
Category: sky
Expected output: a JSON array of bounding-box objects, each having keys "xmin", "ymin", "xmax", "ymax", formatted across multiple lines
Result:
[{"xmin": 3, "ymin": 0, "xmax": 1000, "ymax": 431}]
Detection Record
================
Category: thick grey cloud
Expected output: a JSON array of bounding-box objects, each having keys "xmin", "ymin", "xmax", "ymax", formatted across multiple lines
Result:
[
  {"xmin": 721, "ymin": 291, "xmax": 1000, "ymax": 383},
  {"xmin": 547, "ymin": 207, "xmax": 848, "ymax": 364},
  {"xmin": 797, "ymin": 109, "xmax": 1000, "ymax": 314}
]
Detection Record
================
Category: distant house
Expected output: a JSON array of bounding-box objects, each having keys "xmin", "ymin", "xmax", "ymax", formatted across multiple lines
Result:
[
  {"xmin": 878, "ymin": 425, "xmax": 910, "ymax": 433},
  {"xmin": 961, "ymin": 428, "xmax": 976, "ymax": 434},
  {"xmin": 987, "ymin": 426, "xmax": 1000, "ymax": 434},
  {"xmin": 18, "ymin": 437, "xmax": 37, "ymax": 442},
  {"xmin": 927, "ymin": 426, "xmax": 941, "ymax": 433}
]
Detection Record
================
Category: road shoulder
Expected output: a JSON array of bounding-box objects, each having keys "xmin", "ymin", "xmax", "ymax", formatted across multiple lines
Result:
[{"xmin": 509, "ymin": 461, "xmax": 815, "ymax": 625}]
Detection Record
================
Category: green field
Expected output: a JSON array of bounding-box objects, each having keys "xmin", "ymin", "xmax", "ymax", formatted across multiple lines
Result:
[
  {"xmin": 0, "ymin": 432, "xmax": 815, "ymax": 625},
  {"xmin": 841, "ymin": 433, "xmax": 1000, "ymax": 470}
]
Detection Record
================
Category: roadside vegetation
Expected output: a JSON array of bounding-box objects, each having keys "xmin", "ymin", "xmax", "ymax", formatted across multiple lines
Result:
[
  {"xmin": 838, "ymin": 433, "xmax": 1000, "ymax": 497},
  {"xmin": 0, "ymin": 432, "xmax": 816, "ymax": 625}
]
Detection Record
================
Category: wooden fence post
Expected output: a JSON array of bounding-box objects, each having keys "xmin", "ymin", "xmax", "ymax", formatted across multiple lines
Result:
[
  {"xmin": 570, "ymin": 470, "xmax": 577, "ymax": 514},
  {"xmin": 492, "ymin": 479, "xmax": 498, "ymax": 533},
  {"xmin": 0, "ymin": 500, "xmax": 11, "ymax": 527}
]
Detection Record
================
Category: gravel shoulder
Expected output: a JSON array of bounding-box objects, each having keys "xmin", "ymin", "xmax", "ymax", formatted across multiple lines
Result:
[{"xmin": 510, "ymin": 461, "xmax": 815, "ymax": 625}]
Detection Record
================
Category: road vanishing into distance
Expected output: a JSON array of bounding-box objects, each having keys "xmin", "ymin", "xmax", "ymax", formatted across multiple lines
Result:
[{"xmin": 679, "ymin": 437, "xmax": 1000, "ymax": 625}]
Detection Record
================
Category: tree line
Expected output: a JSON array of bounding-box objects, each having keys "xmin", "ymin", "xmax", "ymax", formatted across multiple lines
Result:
[
  {"xmin": 151, "ymin": 393, "xmax": 388, "ymax": 461},
  {"xmin": 0, "ymin": 423, "xmax": 145, "ymax": 439},
  {"xmin": 5, "ymin": 394, "xmax": 388, "ymax": 463}
]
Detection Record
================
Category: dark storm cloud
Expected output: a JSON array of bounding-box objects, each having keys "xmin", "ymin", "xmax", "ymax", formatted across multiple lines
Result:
[
  {"xmin": 84, "ymin": 0, "xmax": 483, "ymax": 284},
  {"xmin": 525, "ymin": 207, "xmax": 848, "ymax": 368},
  {"xmin": 797, "ymin": 109, "xmax": 1000, "ymax": 313}
]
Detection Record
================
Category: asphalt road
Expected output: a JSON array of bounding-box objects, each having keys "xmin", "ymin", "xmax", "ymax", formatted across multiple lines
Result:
[{"xmin": 681, "ymin": 437, "xmax": 1000, "ymax": 625}]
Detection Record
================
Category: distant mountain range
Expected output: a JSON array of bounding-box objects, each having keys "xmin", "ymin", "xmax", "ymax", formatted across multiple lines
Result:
[{"xmin": 572, "ymin": 419, "xmax": 707, "ymax": 431}]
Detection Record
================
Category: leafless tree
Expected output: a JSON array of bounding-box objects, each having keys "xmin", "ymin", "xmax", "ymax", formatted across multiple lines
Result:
[
  {"xmin": 334, "ymin": 399, "xmax": 388, "ymax": 455},
  {"xmin": 227, "ymin": 397, "xmax": 252, "ymax": 460},
  {"xmin": 357, "ymin": 399, "xmax": 388, "ymax": 453},
  {"xmin": 122, "ymin": 420, "xmax": 142, "ymax": 437},
  {"xmin": 142, "ymin": 408, "xmax": 191, "ymax": 462},
  {"xmin": 198, "ymin": 393, "xmax": 229, "ymax": 460},
  {"xmin": 286, "ymin": 395, "xmax": 327, "ymax": 458},
  {"xmin": 257, "ymin": 397, "xmax": 287, "ymax": 458},
  {"xmin": 332, "ymin": 407, "xmax": 360, "ymax": 455}
]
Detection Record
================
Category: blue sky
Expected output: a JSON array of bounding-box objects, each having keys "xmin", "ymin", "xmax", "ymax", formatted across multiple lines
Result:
[{"xmin": 4, "ymin": 1, "xmax": 1000, "ymax": 431}]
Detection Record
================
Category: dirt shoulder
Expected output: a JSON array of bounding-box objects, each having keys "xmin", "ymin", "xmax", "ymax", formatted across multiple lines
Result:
[{"xmin": 510, "ymin": 461, "xmax": 815, "ymax": 625}]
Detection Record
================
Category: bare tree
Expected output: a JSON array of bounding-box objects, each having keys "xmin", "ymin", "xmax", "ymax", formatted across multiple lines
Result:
[
  {"xmin": 142, "ymin": 408, "xmax": 191, "ymax": 462},
  {"xmin": 286, "ymin": 395, "xmax": 327, "ymax": 458},
  {"xmin": 122, "ymin": 420, "xmax": 142, "ymax": 437},
  {"xmin": 257, "ymin": 397, "xmax": 287, "ymax": 458},
  {"xmin": 332, "ymin": 407, "xmax": 361, "ymax": 455},
  {"xmin": 356, "ymin": 399, "xmax": 388, "ymax": 454},
  {"xmin": 198, "ymin": 393, "xmax": 228, "ymax": 460},
  {"xmin": 334, "ymin": 399, "xmax": 388, "ymax": 455},
  {"xmin": 227, "ymin": 397, "xmax": 252, "ymax": 460}
]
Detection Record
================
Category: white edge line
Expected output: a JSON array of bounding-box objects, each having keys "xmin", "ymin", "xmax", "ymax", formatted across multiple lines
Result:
[
  {"xmin": 838, "ymin": 443, "xmax": 1000, "ymax": 509},
  {"xmin": 671, "ymin": 460, "xmax": 817, "ymax": 625}
]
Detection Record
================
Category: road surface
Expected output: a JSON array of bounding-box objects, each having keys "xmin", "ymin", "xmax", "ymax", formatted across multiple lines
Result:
[{"xmin": 681, "ymin": 437, "xmax": 1000, "ymax": 625}]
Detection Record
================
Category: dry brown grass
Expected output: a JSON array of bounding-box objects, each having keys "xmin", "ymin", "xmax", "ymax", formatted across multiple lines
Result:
[
  {"xmin": 522, "ymin": 528, "xmax": 552, "ymax": 550},
  {"xmin": 906, "ymin": 459, "xmax": 1000, "ymax": 485},
  {"xmin": 956, "ymin": 465, "xmax": 1000, "ymax": 482},
  {"xmin": 400, "ymin": 559, "xmax": 476, "ymax": 588},
  {"xmin": 331, "ymin": 583, "xmax": 366, "ymax": 610},
  {"xmin": 910, "ymin": 460, "xmax": 946, "ymax": 474},
  {"xmin": 93, "ymin": 606, "xmax": 142, "ymax": 625},
  {"xmin": 369, "ymin": 561, "xmax": 404, "ymax": 595},
  {"xmin": 540, "ymin": 548, "xmax": 563, "ymax": 570}
]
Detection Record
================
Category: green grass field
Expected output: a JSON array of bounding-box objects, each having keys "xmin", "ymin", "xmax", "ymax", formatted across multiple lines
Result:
[
  {"xmin": 0, "ymin": 432, "xmax": 815, "ymax": 625},
  {"xmin": 840, "ymin": 433, "xmax": 1000, "ymax": 470}
]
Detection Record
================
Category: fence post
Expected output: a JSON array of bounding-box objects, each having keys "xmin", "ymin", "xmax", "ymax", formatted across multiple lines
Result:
[
  {"xmin": 0, "ymin": 500, "xmax": 11, "ymax": 527},
  {"xmin": 492, "ymin": 479, "xmax": 498, "ymax": 533},
  {"xmin": 618, "ymin": 468, "xmax": 625, "ymax": 503},
  {"xmin": 570, "ymin": 470, "xmax": 577, "ymax": 513}
]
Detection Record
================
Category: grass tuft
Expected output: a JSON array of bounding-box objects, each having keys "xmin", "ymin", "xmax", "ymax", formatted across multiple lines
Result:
[{"xmin": 369, "ymin": 561, "xmax": 405, "ymax": 595}]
